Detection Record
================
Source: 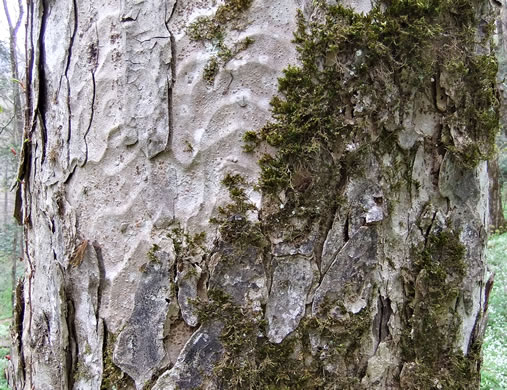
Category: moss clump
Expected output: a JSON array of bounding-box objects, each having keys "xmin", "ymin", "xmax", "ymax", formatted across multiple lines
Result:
[
  {"xmin": 442, "ymin": 53, "xmax": 500, "ymax": 168},
  {"xmin": 187, "ymin": 0, "xmax": 252, "ymax": 41},
  {"xmin": 101, "ymin": 333, "xmax": 134, "ymax": 390},
  {"xmin": 187, "ymin": 0, "xmax": 254, "ymax": 84},
  {"xmin": 203, "ymin": 56, "xmax": 220, "ymax": 85},
  {"xmin": 211, "ymin": 173, "xmax": 266, "ymax": 248},
  {"xmin": 146, "ymin": 244, "xmax": 161, "ymax": 263},
  {"xmin": 197, "ymin": 290, "xmax": 372, "ymax": 389},
  {"xmin": 401, "ymin": 229, "xmax": 480, "ymax": 389},
  {"xmin": 166, "ymin": 222, "xmax": 207, "ymax": 260},
  {"xmin": 248, "ymin": 0, "xmax": 498, "ymax": 199}
]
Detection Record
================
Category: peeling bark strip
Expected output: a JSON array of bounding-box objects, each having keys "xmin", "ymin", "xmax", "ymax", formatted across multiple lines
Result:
[{"xmin": 10, "ymin": 0, "xmax": 498, "ymax": 389}]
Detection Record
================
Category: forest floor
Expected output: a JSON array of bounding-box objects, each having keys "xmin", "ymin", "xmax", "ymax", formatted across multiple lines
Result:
[{"xmin": 481, "ymin": 228, "xmax": 507, "ymax": 389}]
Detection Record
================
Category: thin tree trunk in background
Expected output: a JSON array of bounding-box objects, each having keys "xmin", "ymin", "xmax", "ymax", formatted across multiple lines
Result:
[
  {"xmin": 11, "ymin": 229, "xmax": 17, "ymax": 308},
  {"xmin": 18, "ymin": 228, "xmax": 22, "ymax": 261},
  {"xmin": 489, "ymin": 157, "xmax": 506, "ymax": 230},
  {"xmin": 2, "ymin": 0, "xmax": 24, "ymax": 149},
  {"xmin": 3, "ymin": 164, "xmax": 7, "ymax": 230},
  {"xmin": 7, "ymin": 1, "xmax": 501, "ymax": 389}
]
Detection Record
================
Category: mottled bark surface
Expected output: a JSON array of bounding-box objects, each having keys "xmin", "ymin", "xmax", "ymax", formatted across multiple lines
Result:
[{"xmin": 8, "ymin": 0, "xmax": 498, "ymax": 389}]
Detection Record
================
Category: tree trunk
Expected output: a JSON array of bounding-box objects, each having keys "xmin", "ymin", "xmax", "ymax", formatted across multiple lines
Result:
[
  {"xmin": 9, "ymin": 1, "xmax": 499, "ymax": 389},
  {"xmin": 488, "ymin": 157, "xmax": 505, "ymax": 230},
  {"xmin": 3, "ymin": 164, "xmax": 7, "ymax": 229},
  {"xmin": 2, "ymin": 0, "xmax": 25, "ymax": 149},
  {"xmin": 11, "ymin": 225, "xmax": 18, "ymax": 308}
]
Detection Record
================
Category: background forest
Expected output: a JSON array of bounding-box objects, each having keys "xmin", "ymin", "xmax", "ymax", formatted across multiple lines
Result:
[{"xmin": 0, "ymin": 37, "xmax": 23, "ymax": 389}]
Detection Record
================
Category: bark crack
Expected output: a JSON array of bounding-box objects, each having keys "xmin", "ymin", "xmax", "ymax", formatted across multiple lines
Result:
[
  {"xmin": 83, "ymin": 70, "xmax": 96, "ymax": 166},
  {"xmin": 92, "ymin": 241, "xmax": 106, "ymax": 329},
  {"xmin": 64, "ymin": 0, "xmax": 78, "ymax": 166},
  {"xmin": 164, "ymin": 0, "xmax": 177, "ymax": 152},
  {"xmin": 37, "ymin": 0, "xmax": 49, "ymax": 165},
  {"xmin": 65, "ymin": 298, "xmax": 77, "ymax": 389},
  {"xmin": 423, "ymin": 210, "xmax": 438, "ymax": 247},
  {"xmin": 373, "ymin": 293, "xmax": 392, "ymax": 354}
]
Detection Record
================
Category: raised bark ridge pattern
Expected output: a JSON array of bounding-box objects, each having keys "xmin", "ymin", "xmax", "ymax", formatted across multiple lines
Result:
[{"xmin": 8, "ymin": 0, "xmax": 499, "ymax": 389}]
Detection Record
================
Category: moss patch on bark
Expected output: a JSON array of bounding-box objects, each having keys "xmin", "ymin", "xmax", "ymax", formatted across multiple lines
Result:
[{"xmin": 401, "ymin": 229, "xmax": 481, "ymax": 389}]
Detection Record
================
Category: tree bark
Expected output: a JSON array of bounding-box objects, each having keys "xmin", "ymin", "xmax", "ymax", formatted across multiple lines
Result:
[{"xmin": 8, "ymin": 1, "xmax": 499, "ymax": 389}]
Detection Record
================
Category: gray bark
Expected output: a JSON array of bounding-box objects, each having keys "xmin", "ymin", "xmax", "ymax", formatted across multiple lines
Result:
[{"xmin": 8, "ymin": 0, "xmax": 498, "ymax": 389}]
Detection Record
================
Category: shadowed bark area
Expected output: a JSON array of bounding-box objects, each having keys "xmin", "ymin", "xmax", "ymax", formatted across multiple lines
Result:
[{"xmin": 8, "ymin": 0, "xmax": 499, "ymax": 389}]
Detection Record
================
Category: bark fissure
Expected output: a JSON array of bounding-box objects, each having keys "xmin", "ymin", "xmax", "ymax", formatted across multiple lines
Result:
[
  {"xmin": 13, "ymin": 281, "xmax": 26, "ymax": 385},
  {"xmin": 164, "ymin": 0, "xmax": 177, "ymax": 153},
  {"xmin": 65, "ymin": 298, "xmax": 77, "ymax": 389},
  {"xmin": 423, "ymin": 210, "xmax": 438, "ymax": 247},
  {"xmin": 13, "ymin": 0, "xmax": 36, "ymax": 223},
  {"xmin": 64, "ymin": 0, "xmax": 78, "ymax": 163},
  {"xmin": 83, "ymin": 70, "xmax": 96, "ymax": 166},
  {"xmin": 36, "ymin": 0, "xmax": 49, "ymax": 164},
  {"xmin": 92, "ymin": 242, "xmax": 106, "ymax": 327}
]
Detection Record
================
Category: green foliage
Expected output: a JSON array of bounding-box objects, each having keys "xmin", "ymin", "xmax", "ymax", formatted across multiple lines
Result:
[
  {"xmin": 0, "ymin": 347, "xmax": 8, "ymax": 390},
  {"xmin": 481, "ymin": 232, "xmax": 507, "ymax": 389},
  {"xmin": 187, "ymin": 0, "xmax": 252, "ymax": 41}
]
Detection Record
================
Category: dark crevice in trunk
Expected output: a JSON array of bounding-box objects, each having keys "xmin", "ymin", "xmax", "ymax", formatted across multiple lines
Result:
[
  {"xmin": 167, "ymin": 73, "xmax": 174, "ymax": 151},
  {"xmin": 65, "ymin": 299, "xmax": 78, "ymax": 389},
  {"xmin": 93, "ymin": 241, "xmax": 106, "ymax": 330},
  {"xmin": 423, "ymin": 210, "xmax": 438, "ymax": 247},
  {"xmin": 344, "ymin": 214, "xmax": 350, "ymax": 243},
  {"xmin": 373, "ymin": 293, "xmax": 392, "ymax": 354},
  {"xmin": 164, "ymin": 1, "xmax": 177, "ymax": 152},
  {"xmin": 315, "ymin": 163, "xmax": 348, "ymax": 275},
  {"xmin": 483, "ymin": 273, "xmax": 495, "ymax": 315},
  {"xmin": 315, "ymin": 202, "xmax": 336, "ymax": 274},
  {"xmin": 37, "ymin": 0, "xmax": 49, "ymax": 164},
  {"xmin": 467, "ymin": 274, "xmax": 495, "ymax": 357},
  {"xmin": 14, "ymin": 0, "xmax": 36, "ymax": 224}
]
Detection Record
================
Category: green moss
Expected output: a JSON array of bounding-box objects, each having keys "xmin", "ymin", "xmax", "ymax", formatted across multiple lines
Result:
[
  {"xmin": 101, "ymin": 333, "xmax": 134, "ymax": 390},
  {"xmin": 203, "ymin": 1, "xmax": 494, "ymax": 387},
  {"xmin": 166, "ymin": 222, "xmax": 207, "ymax": 260},
  {"xmin": 215, "ymin": 0, "xmax": 252, "ymax": 24},
  {"xmin": 147, "ymin": 244, "xmax": 161, "ymax": 263},
  {"xmin": 242, "ymin": 130, "xmax": 260, "ymax": 152},
  {"xmin": 401, "ymin": 229, "xmax": 480, "ymax": 389},
  {"xmin": 244, "ymin": 0, "xmax": 497, "ymax": 201},
  {"xmin": 187, "ymin": 16, "xmax": 222, "ymax": 41},
  {"xmin": 187, "ymin": 0, "xmax": 254, "ymax": 84},
  {"xmin": 203, "ymin": 57, "xmax": 220, "ymax": 85},
  {"xmin": 197, "ymin": 290, "xmax": 372, "ymax": 389},
  {"xmin": 211, "ymin": 173, "xmax": 266, "ymax": 248}
]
